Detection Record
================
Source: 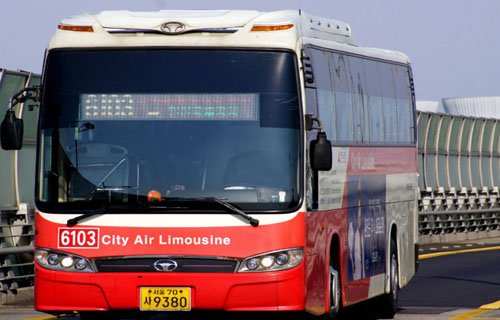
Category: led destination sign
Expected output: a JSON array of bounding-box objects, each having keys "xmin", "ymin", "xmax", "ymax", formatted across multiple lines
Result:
[{"xmin": 80, "ymin": 93, "xmax": 258, "ymax": 121}]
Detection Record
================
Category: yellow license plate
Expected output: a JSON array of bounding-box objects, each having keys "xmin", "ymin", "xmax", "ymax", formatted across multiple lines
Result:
[{"xmin": 140, "ymin": 287, "xmax": 191, "ymax": 311}]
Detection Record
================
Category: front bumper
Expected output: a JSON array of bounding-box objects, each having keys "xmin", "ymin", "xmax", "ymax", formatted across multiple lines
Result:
[{"xmin": 35, "ymin": 262, "xmax": 306, "ymax": 312}]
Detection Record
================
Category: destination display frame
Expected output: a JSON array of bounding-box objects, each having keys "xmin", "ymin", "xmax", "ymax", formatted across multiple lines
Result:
[{"xmin": 80, "ymin": 93, "xmax": 259, "ymax": 121}]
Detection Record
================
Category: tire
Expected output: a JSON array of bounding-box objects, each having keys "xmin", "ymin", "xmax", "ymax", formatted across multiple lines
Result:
[
  {"xmin": 325, "ymin": 257, "xmax": 343, "ymax": 319},
  {"xmin": 377, "ymin": 238, "xmax": 399, "ymax": 319}
]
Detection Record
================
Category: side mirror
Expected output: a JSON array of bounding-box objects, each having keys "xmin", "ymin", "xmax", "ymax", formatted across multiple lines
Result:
[
  {"xmin": 310, "ymin": 131, "xmax": 332, "ymax": 171},
  {"xmin": 1, "ymin": 109, "xmax": 24, "ymax": 150},
  {"xmin": 0, "ymin": 86, "xmax": 40, "ymax": 151}
]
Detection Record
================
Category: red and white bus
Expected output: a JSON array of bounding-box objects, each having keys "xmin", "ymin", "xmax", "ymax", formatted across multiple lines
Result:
[{"xmin": 1, "ymin": 9, "xmax": 418, "ymax": 319}]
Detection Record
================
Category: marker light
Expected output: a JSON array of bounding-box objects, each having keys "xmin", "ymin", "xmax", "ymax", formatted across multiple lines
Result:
[
  {"xmin": 58, "ymin": 24, "xmax": 94, "ymax": 32},
  {"xmin": 251, "ymin": 24, "xmax": 294, "ymax": 32},
  {"xmin": 147, "ymin": 190, "xmax": 162, "ymax": 202}
]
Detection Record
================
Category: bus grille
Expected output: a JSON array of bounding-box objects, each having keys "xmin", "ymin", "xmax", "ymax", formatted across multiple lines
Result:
[{"xmin": 94, "ymin": 257, "xmax": 238, "ymax": 273}]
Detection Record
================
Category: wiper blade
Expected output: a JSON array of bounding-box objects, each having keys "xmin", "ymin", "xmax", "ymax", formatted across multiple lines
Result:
[
  {"xmin": 67, "ymin": 207, "xmax": 107, "ymax": 227},
  {"xmin": 211, "ymin": 197, "xmax": 259, "ymax": 227},
  {"xmin": 163, "ymin": 197, "xmax": 259, "ymax": 227},
  {"xmin": 66, "ymin": 204, "xmax": 184, "ymax": 227},
  {"xmin": 66, "ymin": 198, "xmax": 259, "ymax": 227},
  {"xmin": 85, "ymin": 156, "xmax": 128, "ymax": 202}
]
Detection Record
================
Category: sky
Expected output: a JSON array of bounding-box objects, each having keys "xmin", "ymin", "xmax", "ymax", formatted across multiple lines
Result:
[{"xmin": 1, "ymin": 0, "xmax": 499, "ymax": 102}]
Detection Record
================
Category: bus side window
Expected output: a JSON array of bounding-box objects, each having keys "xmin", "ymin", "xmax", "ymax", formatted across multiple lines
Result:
[
  {"xmin": 309, "ymin": 48, "xmax": 336, "ymax": 140},
  {"xmin": 379, "ymin": 62, "xmax": 398, "ymax": 144},
  {"xmin": 346, "ymin": 55, "xmax": 368, "ymax": 144},
  {"xmin": 363, "ymin": 59, "xmax": 384, "ymax": 143},
  {"xmin": 330, "ymin": 53, "xmax": 353, "ymax": 143},
  {"xmin": 394, "ymin": 65, "xmax": 414, "ymax": 144},
  {"xmin": 305, "ymin": 86, "xmax": 319, "ymax": 210}
]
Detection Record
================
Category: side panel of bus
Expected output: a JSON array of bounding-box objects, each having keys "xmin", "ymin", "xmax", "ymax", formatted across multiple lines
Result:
[{"xmin": 303, "ymin": 44, "xmax": 417, "ymax": 312}]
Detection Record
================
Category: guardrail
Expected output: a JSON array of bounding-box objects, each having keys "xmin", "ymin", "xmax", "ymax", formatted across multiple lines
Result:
[
  {"xmin": 418, "ymin": 187, "xmax": 500, "ymax": 243},
  {"xmin": 0, "ymin": 67, "xmax": 40, "ymax": 301},
  {"xmin": 0, "ymin": 206, "xmax": 34, "ymax": 294},
  {"xmin": 417, "ymin": 108, "xmax": 500, "ymax": 244}
]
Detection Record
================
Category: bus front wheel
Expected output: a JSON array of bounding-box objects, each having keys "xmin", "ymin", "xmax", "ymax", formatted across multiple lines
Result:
[
  {"xmin": 377, "ymin": 238, "xmax": 399, "ymax": 318},
  {"xmin": 325, "ymin": 251, "xmax": 342, "ymax": 319}
]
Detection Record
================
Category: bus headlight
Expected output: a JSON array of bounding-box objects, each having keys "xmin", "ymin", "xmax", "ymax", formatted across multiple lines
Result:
[
  {"xmin": 46, "ymin": 254, "xmax": 60, "ymax": 265},
  {"xmin": 246, "ymin": 258, "xmax": 260, "ymax": 271},
  {"xmin": 276, "ymin": 253, "xmax": 289, "ymax": 265},
  {"xmin": 60, "ymin": 256, "xmax": 75, "ymax": 268},
  {"xmin": 238, "ymin": 248, "xmax": 303, "ymax": 272},
  {"xmin": 36, "ymin": 248, "xmax": 95, "ymax": 273},
  {"xmin": 74, "ymin": 258, "xmax": 89, "ymax": 270}
]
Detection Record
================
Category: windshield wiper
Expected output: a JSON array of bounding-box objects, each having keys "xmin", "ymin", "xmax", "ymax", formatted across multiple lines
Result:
[
  {"xmin": 211, "ymin": 197, "xmax": 259, "ymax": 227},
  {"xmin": 162, "ymin": 197, "xmax": 259, "ymax": 227},
  {"xmin": 85, "ymin": 156, "xmax": 128, "ymax": 202},
  {"xmin": 67, "ymin": 207, "xmax": 107, "ymax": 227},
  {"xmin": 66, "ymin": 198, "xmax": 259, "ymax": 228},
  {"xmin": 66, "ymin": 203, "xmax": 188, "ymax": 227}
]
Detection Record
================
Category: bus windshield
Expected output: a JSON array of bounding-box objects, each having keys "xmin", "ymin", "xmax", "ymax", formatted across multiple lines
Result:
[{"xmin": 37, "ymin": 49, "xmax": 301, "ymax": 213}]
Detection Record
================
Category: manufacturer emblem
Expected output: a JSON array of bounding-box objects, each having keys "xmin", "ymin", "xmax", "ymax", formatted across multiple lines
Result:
[
  {"xmin": 153, "ymin": 259, "xmax": 178, "ymax": 272},
  {"xmin": 161, "ymin": 22, "xmax": 186, "ymax": 34}
]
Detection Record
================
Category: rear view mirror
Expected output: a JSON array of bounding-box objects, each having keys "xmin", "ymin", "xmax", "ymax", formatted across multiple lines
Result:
[
  {"xmin": 1, "ymin": 86, "xmax": 40, "ymax": 150},
  {"xmin": 310, "ymin": 131, "xmax": 332, "ymax": 171},
  {"xmin": 1, "ymin": 109, "xmax": 24, "ymax": 150}
]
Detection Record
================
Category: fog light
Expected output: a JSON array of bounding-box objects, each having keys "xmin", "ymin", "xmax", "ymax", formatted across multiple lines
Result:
[
  {"xmin": 61, "ymin": 256, "xmax": 74, "ymax": 268},
  {"xmin": 74, "ymin": 259, "xmax": 88, "ymax": 270},
  {"xmin": 246, "ymin": 258, "xmax": 260, "ymax": 270},
  {"xmin": 261, "ymin": 256, "xmax": 275, "ymax": 268},
  {"xmin": 47, "ymin": 254, "xmax": 60, "ymax": 265}
]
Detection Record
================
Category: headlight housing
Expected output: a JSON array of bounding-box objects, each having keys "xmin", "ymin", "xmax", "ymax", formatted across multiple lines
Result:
[
  {"xmin": 238, "ymin": 248, "xmax": 303, "ymax": 272},
  {"xmin": 35, "ymin": 248, "xmax": 95, "ymax": 272}
]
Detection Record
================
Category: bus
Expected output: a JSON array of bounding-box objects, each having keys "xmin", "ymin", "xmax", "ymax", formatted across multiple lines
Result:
[{"xmin": 1, "ymin": 9, "xmax": 418, "ymax": 319}]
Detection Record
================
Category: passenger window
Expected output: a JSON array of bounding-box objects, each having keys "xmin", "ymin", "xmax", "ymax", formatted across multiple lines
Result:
[
  {"xmin": 393, "ymin": 65, "xmax": 413, "ymax": 143},
  {"xmin": 347, "ymin": 56, "xmax": 367, "ymax": 143},
  {"xmin": 310, "ymin": 49, "xmax": 336, "ymax": 141},
  {"xmin": 363, "ymin": 59, "xmax": 384, "ymax": 143},
  {"xmin": 306, "ymin": 47, "xmax": 416, "ymax": 147},
  {"xmin": 331, "ymin": 53, "xmax": 353, "ymax": 142},
  {"xmin": 379, "ymin": 63, "xmax": 398, "ymax": 143}
]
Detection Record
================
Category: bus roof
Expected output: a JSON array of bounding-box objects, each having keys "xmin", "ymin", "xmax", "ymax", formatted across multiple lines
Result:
[{"xmin": 50, "ymin": 10, "xmax": 410, "ymax": 64}]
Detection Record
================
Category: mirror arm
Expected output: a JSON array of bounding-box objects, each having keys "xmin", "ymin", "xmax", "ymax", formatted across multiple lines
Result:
[
  {"xmin": 305, "ymin": 113, "xmax": 324, "ymax": 132},
  {"xmin": 9, "ymin": 86, "xmax": 41, "ymax": 111}
]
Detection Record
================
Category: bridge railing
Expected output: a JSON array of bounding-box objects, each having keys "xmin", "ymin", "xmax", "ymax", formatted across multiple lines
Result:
[
  {"xmin": 0, "ymin": 68, "xmax": 39, "ymax": 300},
  {"xmin": 0, "ymin": 205, "xmax": 34, "ymax": 294},
  {"xmin": 417, "ymin": 110, "xmax": 500, "ymax": 243}
]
